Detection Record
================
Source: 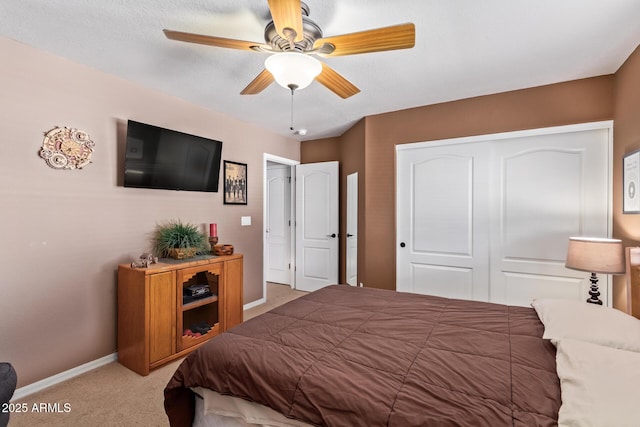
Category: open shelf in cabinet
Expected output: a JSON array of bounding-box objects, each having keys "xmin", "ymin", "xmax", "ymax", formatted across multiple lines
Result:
[
  {"xmin": 181, "ymin": 322, "xmax": 220, "ymax": 350},
  {"xmin": 183, "ymin": 294, "xmax": 219, "ymax": 310},
  {"xmin": 178, "ymin": 266, "xmax": 221, "ymax": 351}
]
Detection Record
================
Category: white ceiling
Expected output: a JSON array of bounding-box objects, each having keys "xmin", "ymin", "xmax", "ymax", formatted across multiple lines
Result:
[{"xmin": 2, "ymin": 0, "xmax": 640, "ymax": 141}]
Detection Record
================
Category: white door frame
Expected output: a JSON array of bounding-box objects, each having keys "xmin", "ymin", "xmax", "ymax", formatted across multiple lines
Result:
[
  {"xmin": 258, "ymin": 153, "xmax": 299, "ymax": 309},
  {"xmin": 266, "ymin": 164, "xmax": 292, "ymax": 285},
  {"xmin": 346, "ymin": 172, "xmax": 358, "ymax": 286}
]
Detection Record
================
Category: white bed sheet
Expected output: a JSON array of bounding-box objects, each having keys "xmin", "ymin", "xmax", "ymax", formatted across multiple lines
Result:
[{"xmin": 192, "ymin": 387, "xmax": 313, "ymax": 427}]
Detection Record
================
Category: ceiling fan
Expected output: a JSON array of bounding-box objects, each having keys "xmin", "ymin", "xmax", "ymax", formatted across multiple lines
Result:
[{"xmin": 163, "ymin": 0, "xmax": 415, "ymax": 99}]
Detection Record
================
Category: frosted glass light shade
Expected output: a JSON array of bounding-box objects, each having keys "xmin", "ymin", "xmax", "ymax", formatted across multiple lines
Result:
[
  {"xmin": 265, "ymin": 52, "xmax": 322, "ymax": 90},
  {"xmin": 565, "ymin": 237, "xmax": 625, "ymax": 274}
]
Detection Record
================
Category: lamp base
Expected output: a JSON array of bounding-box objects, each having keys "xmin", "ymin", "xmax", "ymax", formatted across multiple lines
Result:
[{"xmin": 586, "ymin": 272, "xmax": 603, "ymax": 305}]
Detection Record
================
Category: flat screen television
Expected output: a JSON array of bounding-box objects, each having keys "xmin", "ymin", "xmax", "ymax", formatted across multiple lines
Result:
[{"xmin": 124, "ymin": 120, "xmax": 223, "ymax": 192}]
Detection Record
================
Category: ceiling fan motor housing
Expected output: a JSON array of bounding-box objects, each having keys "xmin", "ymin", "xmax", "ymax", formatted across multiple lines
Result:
[{"xmin": 264, "ymin": 3, "xmax": 322, "ymax": 52}]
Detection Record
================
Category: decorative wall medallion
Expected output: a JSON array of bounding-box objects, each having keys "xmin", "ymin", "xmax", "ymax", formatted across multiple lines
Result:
[{"xmin": 39, "ymin": 126, "xmax": 95, "ymax": 169}]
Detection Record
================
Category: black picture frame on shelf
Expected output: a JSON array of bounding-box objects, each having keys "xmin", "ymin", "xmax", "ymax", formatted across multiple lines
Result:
[
  {"xmin": 623, "ymin": 150, "xmax": 640, "ymax": 214},
  {"xmin": 224, "ymin": 160, "xmax": 248, "ymax": 205}
]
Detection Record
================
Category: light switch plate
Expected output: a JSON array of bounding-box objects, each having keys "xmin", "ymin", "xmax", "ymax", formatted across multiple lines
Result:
[{"xmin": 241, "ymin": 216, "xmax": 251, "ymax": 226}]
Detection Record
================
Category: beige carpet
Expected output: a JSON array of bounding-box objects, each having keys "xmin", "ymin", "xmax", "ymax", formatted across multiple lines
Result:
[{"xmin": 8, "ymin": 283, "xmax": 305, "ymax": 427}]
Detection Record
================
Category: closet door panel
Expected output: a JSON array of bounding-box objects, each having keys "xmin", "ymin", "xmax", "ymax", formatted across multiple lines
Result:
[
  {"xmin": 502, "ymin": 272, "xmax": 584, "ymax": 304},
  {"xmin": 410, "ymin": 264, "xmax": 474, "ymax": 300},
  {"xmin": 397, "ymin": 143, "xmax": 490, "ymax": 301},
  {"xmin": 490, "ymin": 128, "xmax": 610, "ymax": 306},
  {"xmin": 501, "ymin": 150, "xmax": 581, "ymax": 262}
]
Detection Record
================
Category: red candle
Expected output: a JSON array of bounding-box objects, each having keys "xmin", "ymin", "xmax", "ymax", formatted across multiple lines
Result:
[{"xmin": 209, "ymin": 223, "xmax": 217, "ymax": 237}]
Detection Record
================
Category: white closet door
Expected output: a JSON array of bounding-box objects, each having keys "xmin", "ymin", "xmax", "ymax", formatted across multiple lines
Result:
[
  {"xmin": 489, "ymin": 128, "xmax": 610, "ymax": 306},
  {"xmin": 396, "ymin": 123, "xmax": 612, "ymax": 306},
  {"xmin": 396, "ymin": 142, "xmax": 490, "ymax": 301}
]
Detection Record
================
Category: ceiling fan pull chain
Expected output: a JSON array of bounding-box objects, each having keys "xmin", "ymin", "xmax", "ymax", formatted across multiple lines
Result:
[{"xmin": 289, "ymin": 84, "xmax": 298, "ymax": 131}]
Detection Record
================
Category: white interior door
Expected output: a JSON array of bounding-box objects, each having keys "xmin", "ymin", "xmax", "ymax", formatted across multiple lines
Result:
[
  {"xmin": 489, "ymin": 128, "xmax": 610, "ymax": 305},
  {"xmin": 295, "ymin": 161, "xmax": 339, "ymax": 292},
  {"xmin": 396, "ymin": 143, "xmax": 491, "ymax": 300},
  {"xmin": 266, "ymin": 165, "xmax": 291, "ymax": 285},
  {"xmin": 346, "ymin": 172, "xmax": 358, "ymax": 286}
]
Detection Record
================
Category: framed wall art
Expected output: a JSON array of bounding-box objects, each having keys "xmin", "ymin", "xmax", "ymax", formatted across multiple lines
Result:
[
  {"xmin": 224, "ymin": 160, "xmax": 247, "ymax": 205},
  {"xmin": 624, "ymin": 150, "xmax": 640, "ymax": 214}
]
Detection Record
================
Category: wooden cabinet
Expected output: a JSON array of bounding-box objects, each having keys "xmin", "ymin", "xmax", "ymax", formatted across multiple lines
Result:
[{"xmin": 117, "ymin": 254, "xmax": 243, "ymax": 375}]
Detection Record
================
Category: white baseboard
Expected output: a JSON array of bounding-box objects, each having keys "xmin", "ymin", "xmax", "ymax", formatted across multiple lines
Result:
[
  {"xmin": 12, "ymin": 298, "xmax": 276, "ymax": 400},
  {"xmin": 12, "ymin": 352, "xmax": 118, "ymax": 401},
  {"xmin": 243, "ymin": 297, "xmax": 266, "ymax": 311},
  {"xmin": 11, "ymin": 299, "xmax": 268, "ymax": 401},
  {"xmin": 12, "ymin": 298, "xmax": 272, "ymax": 401}
]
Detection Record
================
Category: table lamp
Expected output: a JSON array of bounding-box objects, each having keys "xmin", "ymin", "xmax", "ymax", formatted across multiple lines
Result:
[{"xmin": 565, "ymin": 237, "xmax": 625, "ymax": 305}]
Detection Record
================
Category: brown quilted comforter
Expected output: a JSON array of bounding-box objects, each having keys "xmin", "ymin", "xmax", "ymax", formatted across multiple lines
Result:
[{"xmin": 165, "ymin": 285, "xmax": 560, "ymax": 426}]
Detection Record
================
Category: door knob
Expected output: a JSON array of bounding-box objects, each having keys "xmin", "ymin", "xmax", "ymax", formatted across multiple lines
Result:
[
  {"xmin": 347, "ymin": 233, "xmax": 354, "ymax": 237},
  {"xmin": 327, "ymin": 233, "xmax": 337, "ymax": 238},
  {"xmin": 400, "ymin": 242, "xmax": 406, "ymax": 248}
]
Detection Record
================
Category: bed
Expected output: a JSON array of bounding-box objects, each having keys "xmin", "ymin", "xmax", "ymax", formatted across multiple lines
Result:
[{"xmin": 165, "ymin": 284, "xmax": 640, "ymax": 427}]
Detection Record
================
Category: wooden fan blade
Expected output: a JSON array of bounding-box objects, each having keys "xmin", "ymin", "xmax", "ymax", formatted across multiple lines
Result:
[
  {"xmin": 267, "ymin": 0, "xmax": 304, "ymax": 42},
  {"xmin": 313, "ymin": 23, "xmax": 415, "ymax": 56},
  {"xmin": 240, "ymin": 69, "xmax": 275, "ymax": 95},
  {"xmin": 315, "ymin": 63, "xmax": 360, "ymax": 99},
  {"xmin": 163, "ymin": 29, "xmax": 267, "ymax": 51}
]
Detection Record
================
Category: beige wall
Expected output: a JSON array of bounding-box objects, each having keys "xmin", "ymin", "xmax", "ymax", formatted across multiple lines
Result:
[
  {"xmin": 0, "ymin": 37, "xmax": 299, "ymax": 387},
  {"xmin": 613, "ymin": 44, "xmax": 640, "ymax": 315}
]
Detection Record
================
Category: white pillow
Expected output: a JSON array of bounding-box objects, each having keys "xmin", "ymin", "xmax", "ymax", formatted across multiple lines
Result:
[
  {"xmin": 531, "ymin": 298, "xmax": 640, "ymax": 352},
  {"xmin": 554, "ymin": 338, "xmax": 640, "ymax": 427}
]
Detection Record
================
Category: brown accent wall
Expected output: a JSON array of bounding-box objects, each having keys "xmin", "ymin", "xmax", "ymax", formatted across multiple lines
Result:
[
  {"xmin": 300, "ymin": 120, "xmax": 366, "ymax": 284},
  {"xmin": 363, "ymin": 77, "xmax": 615, "ymax": 291},
  {"xmin": 613, "ymin": 44, "xmax": 640, "ymax": 314},
  {"xmin": 338, "ymin": 120, "xmax": 366, "ymax": 285},
  {"xmin": 303, "ymin": 76, "xmax": 616, "ymax": 293},
  {"xmin": 0, "ymin": 37, "xmax": 299, "ymax": 388},
  {"xmin": 300, "ymin": 136, "xmax": 340, "ymax": 163}
]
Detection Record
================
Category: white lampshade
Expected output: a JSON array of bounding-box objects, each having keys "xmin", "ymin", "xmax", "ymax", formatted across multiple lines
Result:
[
  {"xmin": 264, "ymin": 52, "xmax": 322, "ymax": 90},
  {"xmin": 565, "ymin": 237, "xmax": 625, "ymax": 274}
]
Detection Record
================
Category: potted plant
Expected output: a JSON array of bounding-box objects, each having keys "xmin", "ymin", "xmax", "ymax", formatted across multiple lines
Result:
[{"xmin": 152, "ymin": 220, "xmax": 209, "ymax": 260}]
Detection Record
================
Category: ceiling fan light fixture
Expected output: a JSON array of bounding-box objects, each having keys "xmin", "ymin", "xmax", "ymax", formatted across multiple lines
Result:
[{"xmin": 265, "ymin": 52, "xmax": 321, "ymax": 90}]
